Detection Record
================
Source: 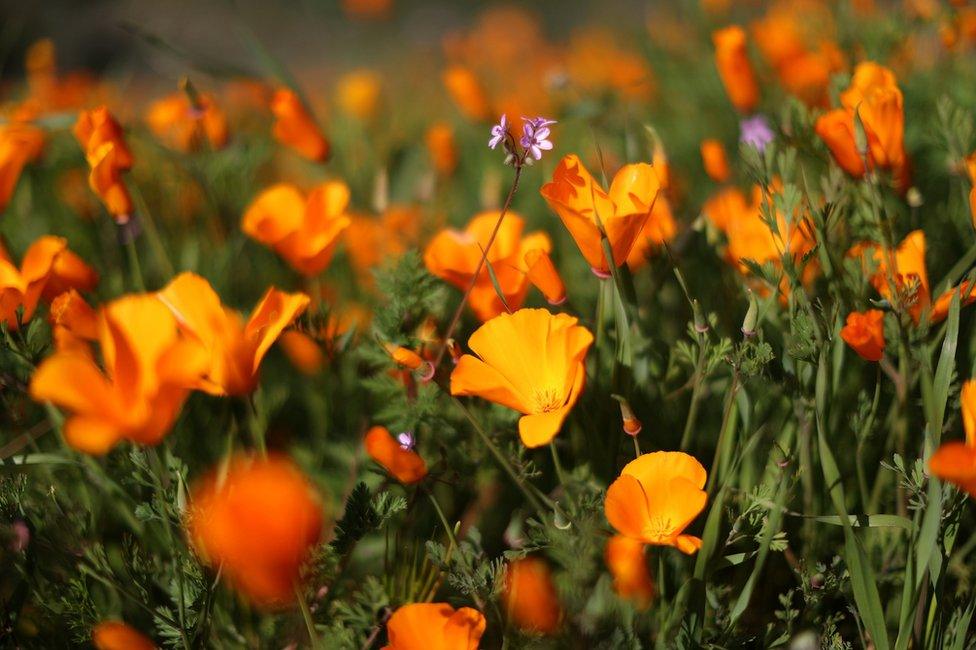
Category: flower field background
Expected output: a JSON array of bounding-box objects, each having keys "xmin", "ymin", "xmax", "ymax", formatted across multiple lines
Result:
[{"xmin": 2, "ymin": 0, "xmax": 976, "ymax": 647}]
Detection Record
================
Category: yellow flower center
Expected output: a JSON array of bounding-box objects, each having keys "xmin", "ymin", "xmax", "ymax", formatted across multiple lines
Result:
[{"xmin": 532, "ymin": 387, "xmax": 564, "ymax": 413}]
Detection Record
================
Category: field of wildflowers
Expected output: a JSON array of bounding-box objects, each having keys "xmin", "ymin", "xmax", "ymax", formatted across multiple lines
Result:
[{"xmin": 2, "ymin": 0, "xmax": 976, "ymax": 647}]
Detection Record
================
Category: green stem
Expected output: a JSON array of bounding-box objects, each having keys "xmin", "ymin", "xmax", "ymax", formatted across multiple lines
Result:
[
  {"xmin": 426, "ymin": 489, "xmax": 458, "ymax": 551},
  {"xmin": 295, "ymin": 584, "xmax": 319, "ymax": 647},
  {"xmin": 549, "ymin": 442, "xmax": 576, "ymax": 514},
  {"xmin": 123, "ymin": 237, "xmax": 146, "ymax": 292},
  {"xmin": 680, "ymin": 336, "xmax": 709, "ymax": 451}
]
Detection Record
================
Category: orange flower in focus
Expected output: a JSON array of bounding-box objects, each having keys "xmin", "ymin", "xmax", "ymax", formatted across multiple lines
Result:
[
  {"xmin": 442, "ymin": 65, "xmax": 491, "ymax": 122},
  {"xmin": 503, "ymin": 557, "xmax": 562, "ymax": 634},
  {"xmin": 524, "ymin": 249, "xmax": 566, "ymax": 305},
  {"xmin": 840, "ymin": 309, "xmax": 885, "ymax": 361},
  {"xmin": 157, "ymin": 272, "xmax": 310, "ymax": 396},
  {"xmin": 188, "ymin": 454, "xmax": 323, "ymax": 607},
  {"xmin": 0, "ymin": 122, "xmax": 45, "ymax": 213},
  {"xmin": 146, "ymin": 92, "xmax": 228, "ymax": 152},
  {"xmin": 541, "ymin": 154, "xmax": 662, "ymax": 275},
  {"xmin": 605, "ymin": 535, "xmax": 654, "ymax": 609},
  {"xmin": 423, "ymin": 211, "xmax": 553, "ymax": 321},
  {"xmin": 271, "ymin": 88, "xmax": 330, "ymax": 162},
  {"xmin": 73, "ymin": 107, "xmax": 134, "ymax": 222},
  {"xmin": 92, "ymin": 621, "xmax": 156, "ymax": 650},
  {"xmin": 700, "ymin": 139, "xmax": 731, "ymax": 182},
  {"xmin": 712, "ymin": 26, "xmax": 760, "ymax": 114},
  {"xmin": 425, "ymin": 122, "xmax": 457, "ymax": 176},
  {"xmin": 451, "ymin": 309, "xmax": 593, "ymax": 447},
  {"xmin": 929, "ymin": 381, "xmax": 976, "ymax": 497},
  {"xmin": 383, "ymin": 602, "xmax": 486, "ymax": 649},
  {"xmin": 336, "ymin": 70, "xmax": 383, "ymax": 121},
  {"xmin": 30, "ymin": 294, "xmax": 206, "ymax": 454},
  {"xmin": 364, "ymin": 425, "xmax": 428, "ymax": 484},
  {"xmin": 242, "ymin": 182, "xmax": 351, "ymax": 277},
  {"xmin": 625, "ymin": 193, "xmax": 678, "ymax": 269},
  {"xmin": 279, "ymin": 330, "xmax": 324, "ymax": 375},
  {"xmin": 605, "ymin": 451, "xmax": 708, "ymax": 554}
]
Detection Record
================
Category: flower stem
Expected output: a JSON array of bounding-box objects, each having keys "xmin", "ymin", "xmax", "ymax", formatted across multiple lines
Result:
[
  {"xmin": 295, "ymin": 584, "xmax": 319, "ymax": 647},
  {"xmin": 549, "ymin": 442, "xmax": 576, "ymax": 514},
  {"xmin": 123, "ymin": 237, "xmax": 146, "ymax": 293},
  {"xmin": 426, "ymin": 488, "xmax": 458, "ymax": 551}
]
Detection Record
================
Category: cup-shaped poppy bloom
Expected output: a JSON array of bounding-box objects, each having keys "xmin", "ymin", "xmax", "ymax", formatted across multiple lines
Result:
[
  {"xmin": 383, "ymin": 603, "xmax": 486, "ymax": 650},
  {"xmin": 605, "ymin": 534, "xmax": 654, "ymax": 609},
  {"xmin": 712, "ymin": 26, "xmax": 760, "ymax": 114},
  {"xmin": 146, "ymin": 92, "xmax": 228, "ymax": 152},
  {"xmin": 930, "ymin": 381, "xmax": 976, "ymax": 497},
  {"xmin": 442, "ymin": 65, "xmax": 491, "ymax": 122},
  {"xmin": 187, "ymin": 454, "xmax": 323, "ymax": 607},
  {"xmin": 625, "ymin": 191, "xmax": 678, "ymax": 269},
  {"xmin": 0, "ymin": 236, "xmax": 94, "ymax": 329},
  {"xmin": 30, "ymin": 294, "xmax": 206, "ymax": 454},
  {"xmin": 242, "ymin": 181, "xmax": 351, "ymax": 277},
  {"xmin": 700, "ymin": 139, "xmax": 731, "ymax": 182},
  {"xmin": 524, "ymin": 248, "xmax": 566, "ymax": 305},
  {"xmin": 605, "ymin": 451, "xmax": 708, "ymax": 553},
  {"xmin": 502, "ymin": 557, "xmax": 562, "ymax": 634},
  {"xmin": 271, "ymin": 88, "xmax": 330, "ymax": 162},
  {"xmin": 92, "ymin": 621, "xmax": 156, "ymax": 650},
  {"xmin": 157, "ymin": 272, "xmax": 310, "ymax": 396},
  {"xmin": 364, "ymin": 425, "xmax": 427, "ymax": 484},
  {"xmin": 0, "ymin": 122, "xmax": 44, "ymax": 213},
  {"xmin": 424, "ymin": 211, "xmax": 553, "ymax": 321},
  {"xmin": 336, "ymin": 69, "xmax": 383, "ymax": 121},
  {"xmin": 540, "ymin": 154, "xmax": 662, "ymax": 275},
  {"xmin": 425, "ymin": 122, "xmax": 457, "ymax": 176},
  {"xmin": 840, "ymin": 309, "xmax": 885, "ymax": 361},
  {"xmin": 451, "ymin": 308, "xmax": 592, "ymax": 447}
]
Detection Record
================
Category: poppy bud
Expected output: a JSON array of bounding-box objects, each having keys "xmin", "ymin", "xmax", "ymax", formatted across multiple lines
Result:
[
  {"xmin": 693, "ymin": 299, "xmax": 709, "ymax": 333},
  {"xmin": 741, "ymin": 290, "xmax": 758, "ymax": 337},
  {"xmin": 446, "ymin": 338, "xmax": 463, "ymax": 364},
  {"xmin": 617, "ymin": 398, "xmax": 642, "ymax": 437}
]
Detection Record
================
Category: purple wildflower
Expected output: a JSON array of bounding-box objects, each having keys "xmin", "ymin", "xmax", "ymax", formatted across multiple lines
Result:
[
  {"xmin": 520, "ymin": 115, "xmax": 556, "ymax": 160},
  {"xmin": 396, "ymin": 431, "xmax": 416, "ymax": 451},
  {"xmin": 488, "ymin": 114, "xmax": 508, "ymax": 150},
  {"xmin": 739, "ymin": 114, "xmax": 775, "ymax": 152}
]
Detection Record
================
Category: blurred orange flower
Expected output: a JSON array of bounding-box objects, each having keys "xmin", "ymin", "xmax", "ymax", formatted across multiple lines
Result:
[
  {"xmin": 425, "ymin": 122, "xmax": 457, "ymax": 176},
  {"xmin": 605, "ymin": 451, "xmax": 708, "ymax": 553},
  {"xmin": 73, "ymin": 107, "xmax": 134, "ymax": 222},
  {"xmin": 271, "ymin": 88, "xmax": 330, "ymax": 162},
  {"xmin": 92, "ymin": 621, "xmax": 156, "ymax": 650},
  {"xmin": 342, "ymin": 0, "xmax": 393, "ymax": 20},
  {"xmin": 424, "ymin": 211, "xmax": 553, "ymax": 321},
  {"xmin": 364, "ymin": 425, "xmax": 427, "ymax": 484},
  {"xmin": 30, "ymin": 294, "xmax": 206, "ymax": 454},
  {"xmin": 345, "ymin": 205, "xmax": 419, "ymax": 281},
  {"xmin": 605, "ymin": 534, "xmax": 654, "ymax": 609},
  {"xmin": 0, "ymin": 122, "xmax": 44, "ymax": 213},
  {"xmin": 442, "ymin": 65, "xmax": 491, "ymax": 122},
  {"xmin": 700, "ymin": 139, "xmax": 731, "ymax": 183},
  {"xmin": 383, "ymin": 602, "xmax": 485, "ymax": 649},
  {"xmin": 242, "ymin": 182, "xmax": 351, "ymax": 277},
  {"xmin": 336, "ymin": 70, "xmax": 383, "ymax": 121},
  {"xmin": 279, "ymin": 330, "xmax": 324, "ymax": 375},
  {"xmin": 157, "ymin": 272, "xmax": 310, "ymax": 395},
  {"xmin": 541, "ymin": 154, "xmax": 662, "ymax": 275},
  {"xmin": 929, "ymin": 380, "xmax": 976, "ymax": 497},
  {"xmin": 712, "ymin": 26, "xmax": 760, "ymax": 114},
  {"xmin": 48, "ymin": 289, "xmax": 98, "ymax": 353},
  {"xmin": 146, "ymin": 92, "xmax": 228, "ymax": 151},
  {"xmin": 451, "ymin": 308, "xmax": 592, "ymax": 447},
  {"xmin": 502, "ymin": 557, "xmax": 562, "ymax": 634},
  {"xmin": 565, "ymin": 28, "xmax": 655, "ymax": 102},
  {"xmin": 188, "ymin": 454, "xmax": 323, "ymax": 607},
  {"xmin": 840, "ymin": 309, "xmax": 886, "ymax": 361}
]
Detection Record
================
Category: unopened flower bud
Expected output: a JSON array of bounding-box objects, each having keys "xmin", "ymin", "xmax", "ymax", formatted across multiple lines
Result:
[
  {"xmin": 447, "ymin": 338, "xmax": 462, "ymax": 364},
  {"xmin": 618, "ymin": 399, "xmax": 642, "ymax": 437},
  {"xmin": 693, "ymin": 299, "xmax": 709, "ymax": 333},
  {"xmin": 741, "ymin": 291, "xmax": 758, "ymax": 338}
]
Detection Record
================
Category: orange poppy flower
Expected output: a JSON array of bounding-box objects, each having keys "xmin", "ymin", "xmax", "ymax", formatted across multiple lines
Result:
[
  {"xmin": 30, "ymin": 294, "xmax": 206, "ymax": 454},
  {"xmin": 146, "ymin": 92, "xmax": 228, "ymax": 152},
  {"xmin": 0, "ymin": 236, "xmax": 93, "ymax": 329},
  {"xmin": 383, "ymin": 603, "xmax": 486, "ymax": 650},
  {"xmin": 540, "ymin": 154, "xmax": 662, "ymax": 275},
  {"xmin": 502, "ymin": 557, "xmax": 562, "ymax": 634},
  {"xmin": 242, "ymin": 182, "xmax": 351, "ymax": 277},
  {"xmin": 605, "ymin": 451, "xmax": 708, "ymax": 554},
  {"xmin": 425, "ymin": 122, "xmax": 457, "ymax": 176},
  {"xmin": 364, "ymin": 425, "xmax": 428, "ymax": 484},
  {"xmin": 336, "ymin": 69, "xmax": 383, "ymax": 121},
  {"xmin": 442, "ymin": 65, "xmax": 491, "ymax": 122},
  {"xmin": 48, "ymin": 289, "xmax": 98, "ymax": 353},
  {"xmin": 605, "ymin": 534, "xmax": 654, "ymax": 609},
  {"xmin": 345, "ymin": 206, "xmax": 420, "ymax": 281},
  {"xmin": 424, "ymin": 211, "xmax": 553, "ymax": 321},
  {"xmin": 712, "ymin": 26, "xmax": 760, "ymax": 114},
  {"xmin": 279, "ymin": 330, "xmax": 324, "ymax": 375},
  {"xmin": 92, "ymin": 621, "xmax": 156, "ymax": 650},
  {"xmin": 840, "ymin": 309, "xmax": 885, "ymax": 361},
  {"xmin": 157, "ymin": 272, "xmax": 310, "ymax": 396},
  {"xmin": 451, "ymin": 308, "xmax": 593, "ymax": 447},
  {"xmin": 271, "ymin": 88, "xmax": 330, "ymax": 162},
  {"xmin": 74, "ymin": 107, "xmax": 134, "ymax": 222},
  {"xmin": 565, "ymin": 28, "xmax": 655, "ymax": 103},
  {"xmin": 625, "ymin": 191, "xmax": 678, "ymax": 269},
  {"xmin": 702, "ymin": 186, "xmax": 750, "ymax": 233},
  {"xmin": 929, "ymin": 381, "xmax": 976, "ymax": 497},
  {"xmin": 42, "ymin": 246, "xmax": 98, "ymax": 301},
  {"xmin": 73, "ymin": 107, "xmax": 134, "ymax": 169},
  {"xmin": 849, "ymin": 230, "xmax": 929, "ymax": 320},
  {"xmin": 524, "ymin": 249, "xmax": 566, "ymax": 305},
  {"xmin": 700, "ymin": 139, "xmax": 731, "ymax": 183},
  {"xmin": 187, "ymin": 454, "xmax": 323, "ymax": 607},
  {"xmin": 0, "ymin": 122, "xmax": 44, "ymax": 213}
]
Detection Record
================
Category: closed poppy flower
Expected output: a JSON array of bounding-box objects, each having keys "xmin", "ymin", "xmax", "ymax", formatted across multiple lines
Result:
[
  {"xmin": 712, "ymin": 26, "xmax": 760, "ymax": 114},
  {"xmin": 929, "ymin": 381, "xmax": 976, "ymax": 497},
  {"xmin": 74, "ymin": 107, "xmax": 134, "ymax": 222},
  {"xmin": 442, "ymin": 65, "xmax": 491, "ymax": 122},
  {"xmin": 540, "ymin": 154, "xmax": 662, "ymax": 276},
  {"xmin": 0, "ymin": 122, "xmax": 44, "ymax": 213},
  {"xmin": 451, "ymin": 308, "xmax": 593, "ymax": 447},
  {"xmin": 336, "ymin": 69, "xmax": 383, "ymax": 121},
  {"xmin": 48, "ymin": 289, "xmax": 98, "ymax": 353},
  {"xmin": 364, "ymin": 425, "xmax": 427, "ymax": 484},
  {"xmin": 383, "ymin": 602, "xmax": 486, "ymax": 650},
  {"xmin": 605, "ymin": 534, "xmax": 654, "ymax": 609},
  {"xmin": 92, "ymin": 621, "xmax": 156, "ymax": 650},
  {"xmin": 73, "ymin": 107, "xmax": 134, "ymax": 169},
  {"xmin": 271, "ymin": 88, "xmax": 330, "ymax": 162},
  {"xmin": 279, "ymin": 330, "xmax": 324, "ymax": 375},
  {"xmin": 187, "ymin": 454, "xmax": 323, "ymax": 607},
  {"xmin": 157, "ymin": 272, "xmax": 310, "ymax": 396},
  {"xmin": 425, "ymin": 122, "xmax": 457, "ymax": 176},
  {"xmin": 700, "ymin": 139, "xmax": 731, "ymax": 182},
  {"xmin": 146, "ymin": 92, "xmax": 228, "ymax": 151},
  {"xmin": 30, "ymin": 294, "xmax": 206, "ymax": 454},
  {"xmin": 815, "ymin": 108, "xmax": 864, "ymax": 176},
  {"xmin": 242, "ymin": 181, "xmax": 351, "ymax": 277},
  {"xmin": 0, "ymin": 236, "xmax": 92, "ymax": 329},
  {"xmin": 424, "ymin": 211, "xmax": 553, "ymax": 321},
  {"xmin": 386, "ymin": 343, "xmax": 424, "ymax": 370},
  {"xmin": 524, "ymin": 248, "xmax": 566, "ymax": 305},
  {"xmin": 840, "ymin": 309, "xmax": 885, "ymax": 361},
  {"xmin": 605, "ymin": 451, "xmax": 708, "ymax": 554},
  {"xmin": 503, "ymin": 557, "xmax": 562, "ymax": 634}
]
